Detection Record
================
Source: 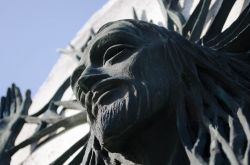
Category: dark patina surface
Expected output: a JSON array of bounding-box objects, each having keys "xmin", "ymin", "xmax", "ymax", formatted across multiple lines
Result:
[{"xmin": 71, "ymin": 19, "xmax": 250, "ymax": 165}]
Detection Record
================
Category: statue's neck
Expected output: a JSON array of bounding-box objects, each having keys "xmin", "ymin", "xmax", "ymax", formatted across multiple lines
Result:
[
  {"xmin": 108, "ymin": 108, "xmax": 189, "ymax": 165},
  {"xmin": 82, "ymin": 108, "xmax": 189, "ymax": 164}
]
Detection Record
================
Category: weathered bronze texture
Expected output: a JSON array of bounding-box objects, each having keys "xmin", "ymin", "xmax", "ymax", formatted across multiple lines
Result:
[
  {"xmin": 1, "ymin": 0, "xmax": 250, "ymax": 164},
  {"xmin": 71, "ymin": 19, "xmax": 250, "ymax": 164}
]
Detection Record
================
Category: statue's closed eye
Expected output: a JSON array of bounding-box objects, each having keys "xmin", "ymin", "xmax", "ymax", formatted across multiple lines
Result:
[{"xmin": 103, "ymin": 44, "xmax": 135, "ymax": 65}]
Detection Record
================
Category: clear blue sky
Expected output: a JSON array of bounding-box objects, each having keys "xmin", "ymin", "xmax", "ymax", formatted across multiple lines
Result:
[{"xmin": 0, "ymin": 0, "xmax": 107, "ymax": 97}]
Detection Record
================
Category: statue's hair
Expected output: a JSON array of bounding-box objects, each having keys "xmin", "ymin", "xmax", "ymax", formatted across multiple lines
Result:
[
  {"xmin": 167, "ymin": 37, "xmax": 250, "ymax": 164},
  {"xmin": 99, "ymin": 19, "xmax": 250, "ymax": 164},
  {"xmin": 80, "ymin": 19, "xmax": 250, "ymax": 164},
  {"xmin": 137, "ymin": 20, "xmax": 250, "ymax": 164}
]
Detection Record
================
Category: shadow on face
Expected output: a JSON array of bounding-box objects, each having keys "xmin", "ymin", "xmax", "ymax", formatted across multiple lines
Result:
[{"xmin": 71, "ymin": 19, "xmax": 173, "ymax": 151}]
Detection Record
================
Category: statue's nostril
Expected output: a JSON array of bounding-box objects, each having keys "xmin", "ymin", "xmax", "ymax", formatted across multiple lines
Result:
[
  {"xmin": 78, "ymin": 78, "xmax": 90, "ymax": 94},
  {"xmin": 71, "ymin": 64, "xmax": 85, "ymax": 91}
]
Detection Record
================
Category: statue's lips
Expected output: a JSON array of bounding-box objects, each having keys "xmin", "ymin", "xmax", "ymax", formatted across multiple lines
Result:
[
  {"xmin": 92, "ymin": 83, "xmax": 115, "ymax": 103},
  {"xmin": 91, "ymin": 78, "xmax": 124, "ymax": 100},
  {"xmin": 92, "ymin": 88, "xmax": 122, "ymax": 117},
  {"xmin": 92, "ymin": 79, "xmax": 128, "ymax": 116},
  {"xmin": 77, "ymin": 78, "xmax": 128, "ymax": 117}
]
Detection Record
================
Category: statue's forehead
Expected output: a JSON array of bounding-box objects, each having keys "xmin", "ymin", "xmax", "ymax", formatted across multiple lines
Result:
[
  {"xmin": 79, "ymin": 21, "xmax": 146, "ymax": 65},
  {"xmin": 97, "ymin": 20, "xmax": 142, "ymax": 35},
  {"xmin": 79, "ymin": 20, "xmax": 168, "ymax": 66},
  {"xmin": 95, "ymin": 20, "xmax": 169, "ymax": 45}
]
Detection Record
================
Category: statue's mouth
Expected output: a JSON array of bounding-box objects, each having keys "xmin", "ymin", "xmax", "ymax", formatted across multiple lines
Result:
[
  {"xmin": 77, "ymin": 78, "xmax": 128, "ymax": 119},
  {"xmin": 92, "ymin": 79, "xmax": 123, "ymax": 100}
]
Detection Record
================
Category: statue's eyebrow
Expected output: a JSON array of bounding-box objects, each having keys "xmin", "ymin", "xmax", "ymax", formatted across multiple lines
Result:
[
  {"xmin": 89, "ymin": 33, "xmax": 122, "ymax": 64},
  {"xmin": 88, "ymin": 27, "xmax": 145, "ymax": 66}
]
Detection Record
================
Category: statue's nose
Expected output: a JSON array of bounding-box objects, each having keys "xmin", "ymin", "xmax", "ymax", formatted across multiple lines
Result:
[{"xmin": 78, "ymin": 68, "xmax": 109, "ymax": 94}]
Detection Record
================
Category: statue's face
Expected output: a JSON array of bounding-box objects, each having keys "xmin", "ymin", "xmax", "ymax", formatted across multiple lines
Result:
[{"xmin": 71, "ymin": 20, "xmax": 169, "ymax": 151}]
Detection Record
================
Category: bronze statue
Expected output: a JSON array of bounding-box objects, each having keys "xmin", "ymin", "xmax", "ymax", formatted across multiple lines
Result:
[
  {"xmin": 71, "ymin": 19, "xmax": 250, "ymax": 164},
  {"xmin": 1, "ymin": 1, "xmax": 249, "ymax": 164}
]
